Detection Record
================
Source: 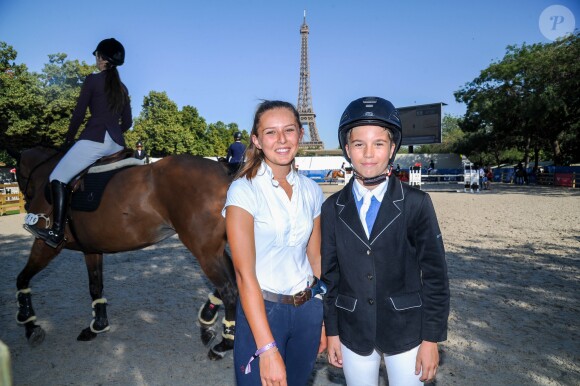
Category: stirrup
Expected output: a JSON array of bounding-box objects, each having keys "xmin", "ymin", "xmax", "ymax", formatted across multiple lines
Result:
[
  {"xmin": 41, "ymin": 230, "xmax": 65, "ymax": 248},
  {"xmin": 24, "ymin": 224, "xmax": 65, "ymax": 248},
  {"xmin": 23, "ymin": 224, "xmax": 44, "ymax": 239}
]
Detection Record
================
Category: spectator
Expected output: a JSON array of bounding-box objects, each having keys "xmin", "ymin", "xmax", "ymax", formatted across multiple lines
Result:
[
  {"xmin": 133, "ymin": 141, "xmax": 148, "ymax": 163},
  {"xmin": 428, "ymin": 159, "xmax": 435, "ymax": 175},
  {"xmin": 395, "ymin": 163, "xmax": 401, "ymax": 176},
  {"xmin": 226, "ymin": 131, "xmax": 247, "ymax": 176}
]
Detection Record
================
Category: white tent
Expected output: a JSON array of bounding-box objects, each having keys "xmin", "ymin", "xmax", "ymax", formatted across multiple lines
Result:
[{"xmin": 295, "ymin": 156, "xmax": 348, "ymax": 171}]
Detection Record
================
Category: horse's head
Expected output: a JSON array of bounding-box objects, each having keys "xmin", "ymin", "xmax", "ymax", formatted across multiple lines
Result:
[{"xmin": 17, "ymin": 146, "xmax": 63, "ymax": 210}]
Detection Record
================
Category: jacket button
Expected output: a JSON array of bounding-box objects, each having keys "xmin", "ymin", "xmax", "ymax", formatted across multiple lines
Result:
[
  {"xmin": 367, "ymin": 250, "xmax": 371, "ymax": 255},
  {"xmin": 368, "ymin": 298, "xmax": 374, "ymax": 305},
  {"xmin": 367, "ymin": 274, "xmax": 373, "ymax": 280}
]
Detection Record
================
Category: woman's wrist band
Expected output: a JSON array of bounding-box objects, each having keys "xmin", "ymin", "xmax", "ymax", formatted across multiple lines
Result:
[
  {"xmin": 258, "ymin": 347, "xmax": 278, "ymax": 358},
  {"xmin": 244, "ymin": 341, "xmax": 277, "ymax": 374}
]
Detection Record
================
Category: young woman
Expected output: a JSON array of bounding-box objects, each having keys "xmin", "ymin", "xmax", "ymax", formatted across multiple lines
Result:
[
  {"xmin": 224, "ymin": 100, "xmax": 326, "ymax": 386},
  {"xmin": 25, "ymin": 38, "xmax": 132, "ymax": 248}
]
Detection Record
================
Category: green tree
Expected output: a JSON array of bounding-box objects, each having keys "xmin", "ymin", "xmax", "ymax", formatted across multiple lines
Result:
[
  {"xmin": 39, "ymin": 53, "xmax": 95, "ymax": 146},
  {"xmin": 527, "ymin": 32, "xmax": 580, "ymax": 165},
  {"xmin": 0, "ymin": 43, "xmax": 95, "ymax": 154},
  {"xmin": 128, "ymin": 91, "xmax": 193, "ymax": 157},
  {"xmin": 126, "ymin": 92, "xmax": 248, "ymax": 158},
  {"xmin": 0, "ymin": 42, "xmax": 44, "ymax": 154},
  {"xmin": 206, "ymin": 121, "xmax": 230, "ymax": 157},
  {"xmin": 181, "ymin": 105, "xmax": 208, "ymax": 155},
  {"xmin": 455, "ymin": 32, "xmax": 580, "ymax": 166},
  {"xmin": 416, "ymin": 115, "xmax": 465, "ymax": 154}
]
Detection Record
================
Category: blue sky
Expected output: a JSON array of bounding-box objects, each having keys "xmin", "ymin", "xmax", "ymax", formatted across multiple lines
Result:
[{"xmin": 1, "ymin": 0, "xmax": 578, "ymax": 149}]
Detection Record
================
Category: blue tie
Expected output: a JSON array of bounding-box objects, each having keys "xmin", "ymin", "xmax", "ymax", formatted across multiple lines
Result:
[{"xmin": 365, "ymin": 196, "xmax": 380, "ymax": 234}]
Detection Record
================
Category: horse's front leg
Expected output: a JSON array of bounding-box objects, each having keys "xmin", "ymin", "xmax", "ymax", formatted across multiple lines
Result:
[
  {"xmin": 208, "ymin": 281, "xmax": 237, "ymax": 360},
  {"xmin": 16, "ymin": 239, "xmax": 61, "ymax": 346},
  {"xmin": 198, "ymin": 289, "xmax": 223, "ymax": 345},
  {"xmin": 206, "ymin": 249, "xmax": 238, "ymax": 361},
  {"xmin": 77, "ymin": 253, "xmax": 110, "ymax": 341}
]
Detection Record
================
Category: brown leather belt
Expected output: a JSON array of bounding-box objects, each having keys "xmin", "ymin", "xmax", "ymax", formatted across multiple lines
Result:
[{"xmin": 262, "ymin": 279, "xmax": 317, "ymax": 307}]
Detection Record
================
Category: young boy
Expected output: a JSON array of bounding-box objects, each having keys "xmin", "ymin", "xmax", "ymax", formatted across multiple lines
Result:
[{"xmin": 321, "ymin": 97, "xmax": 450, "ymax": 385}]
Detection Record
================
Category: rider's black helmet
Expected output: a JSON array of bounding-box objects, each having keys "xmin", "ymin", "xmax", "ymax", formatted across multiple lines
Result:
[
  {"xmin": 93, "ymin": 38, "xmax": 125, "ymax": 66},
  {"xmin": 338, "ymin": 97, "xmax": 402, "ymax": 164},
  {"xmin": 136, "ymin": 141, "xmax": 143, "ymax": 147},
  {"xmin": 233, "ymin": 132, "xmax": 242, "ymax": 140}
]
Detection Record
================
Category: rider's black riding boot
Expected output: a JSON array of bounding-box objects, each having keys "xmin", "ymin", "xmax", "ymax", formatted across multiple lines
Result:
[{"xmin": 33, "ymin": 180, "xmax": 69, "ymax": 248}]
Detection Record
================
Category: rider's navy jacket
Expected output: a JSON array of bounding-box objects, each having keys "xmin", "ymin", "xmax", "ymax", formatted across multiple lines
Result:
[
  {"xmin": 321, "ymin": 174, "xmax": 450, "ymax": 356},
  {"xmin": 226, "ymin": 141, "xmax": 246, "ymax": 164},
  {"xmin": 66, "ymin": 71, "xmax": 132, "ymax": 146}
]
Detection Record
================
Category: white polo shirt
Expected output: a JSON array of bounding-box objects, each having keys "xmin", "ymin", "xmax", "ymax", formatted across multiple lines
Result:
[{"xmin": 224, "ymin": 162, "xmax": 324, "ymax": 295}]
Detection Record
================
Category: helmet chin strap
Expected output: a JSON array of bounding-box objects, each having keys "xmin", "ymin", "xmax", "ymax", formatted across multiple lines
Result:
[{"xmin": 354, "ymin": 164, "xmax": 393, "ymax": 187}]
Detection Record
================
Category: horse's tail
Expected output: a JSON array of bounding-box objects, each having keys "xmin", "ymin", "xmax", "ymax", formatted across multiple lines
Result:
[{"xmin": 326, "ymin": 170, "xmax": 332, "ymax": 178}]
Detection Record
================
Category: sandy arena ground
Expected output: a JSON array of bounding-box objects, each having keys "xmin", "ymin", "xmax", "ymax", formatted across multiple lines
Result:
[{"xmin": 0, "ymin": 182, "xmax": 579, "ymax": 386}]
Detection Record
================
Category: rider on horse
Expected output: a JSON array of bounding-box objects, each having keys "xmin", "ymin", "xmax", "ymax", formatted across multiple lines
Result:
[
  {"xmin": 225, "ymin": 131, "xmax": 246, "ymax": 175},
  {"xmin": 25, "ymin": 38, "xmax": 132, "ymax": 248}
]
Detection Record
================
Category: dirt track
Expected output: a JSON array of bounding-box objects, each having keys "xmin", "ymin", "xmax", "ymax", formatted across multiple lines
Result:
[{"xmin": 1, "ymin": 183, "xmax": 579, "ymax": 385}]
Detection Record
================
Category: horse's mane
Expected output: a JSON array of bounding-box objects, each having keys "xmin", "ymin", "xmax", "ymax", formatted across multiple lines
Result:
[
  {"xmin": 15, "ymin": 143, "xmax": 63, "ymax": 162},
  {"xmin": 17, "ymin": 145, "xmax": 64, "ymax": 180},
  {"xmin": 31, "ymin": 143, "xmax": 65, "ymax": 154}
]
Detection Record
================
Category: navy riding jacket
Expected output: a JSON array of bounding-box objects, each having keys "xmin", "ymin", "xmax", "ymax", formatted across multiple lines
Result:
[
  {"xmin": 65, "ymin": 71, "xmax": 132, "ymax": 146},
  {"xmin": 226, "ymin": 141, "xmax": 246, "ymax": 164},
  {"xmin": 321, "ymin": 175, "xmax": 450, "ymax": 356}
]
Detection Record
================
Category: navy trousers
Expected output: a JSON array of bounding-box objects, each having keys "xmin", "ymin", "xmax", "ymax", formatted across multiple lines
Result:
[{"xmin": 234, "ymin": 298, "xmax": 323, "ymax": 386}]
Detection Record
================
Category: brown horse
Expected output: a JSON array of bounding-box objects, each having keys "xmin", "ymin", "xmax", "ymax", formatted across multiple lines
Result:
[
  {"xmin": 325, "ymin": 169, "xmax": 345, "ymax": 183},
  {"xmin": 14, "ymin": 146, "xmax": 237, "ymax": 359}
]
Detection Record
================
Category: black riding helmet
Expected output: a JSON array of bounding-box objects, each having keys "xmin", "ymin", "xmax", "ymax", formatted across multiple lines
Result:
[
  {"xmin": 233, "ymin": 131, "xmax": 242, "ymax": 140},
  {"xmin": 338, "ymin": 96, "xmax": 402, "ymax": 165},
  {"xmin": 338, "ymin": 97, "xmax": 403, "ymax": 185},
  {"xmin": 93, "ymin": 38, "xmax": 125, "ymax": 66}
]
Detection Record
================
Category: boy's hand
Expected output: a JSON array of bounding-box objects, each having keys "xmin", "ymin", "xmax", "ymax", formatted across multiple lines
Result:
[
  {"xmin": 326, "ymin": 335, "xmax": 343, "ymax": 368},
  {"xmin": 415, "ymin": 341, "xmax": 439, "ymax": 382}
]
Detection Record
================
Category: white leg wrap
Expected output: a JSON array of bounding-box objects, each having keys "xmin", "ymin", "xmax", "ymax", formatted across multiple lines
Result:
[
  {"xmin": 15, "ymin": 314, "xmax": 36, "ymax": 324},
  {"xmin": 198, "ymin": 307, "xmax": 219, "ymax": 325},
  {"xmin": 90, "ymin": 298, "xmax": 110, "ymax": 333},
  {"xmin": 198, "ymin": 293, "xmax": 222, "ymax": 325},
  {"xmin": 222, "ymin": 317, "xmax": 235, "ymax": 340},
  {"xmin": 91, "ymin": 298, "xmax": 108, "ymax": 308},
  {"xmin": 16, "ymin": 288, "xmax": 32, "ymax": 296},
  {"xmin": 208, "ymin": 293, "xmax": 223, "ymax": 305},
  {"xmin": 90, "ymin": 320, "xmax": 110, "ymax": 334}
]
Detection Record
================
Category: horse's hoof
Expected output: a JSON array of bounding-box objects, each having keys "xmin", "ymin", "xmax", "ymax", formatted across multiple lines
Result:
[
  {"xmin": 208, "ymin": 346, "xmax": 227, "ymax": 361},
  {"xmin": 207, "ymin": 339, "xmax": 234, "ymax": 360},
  {"xmin": 27, "ymin": 326, "xmax": 45, "ymax": 347},
  {"xmin": 77, "ymin": 327, "xmax": 97, "ymax": 341},
  {"xmin": 200, "ymin": 325, "xmax": 217, "ymax": 347}
]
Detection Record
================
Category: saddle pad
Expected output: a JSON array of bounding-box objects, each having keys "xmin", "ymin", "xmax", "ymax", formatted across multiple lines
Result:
[
  {"xmin": 88, "ymin": 158, "xmax": 144, "ymax": 173},
  {"xmin": 70, "ymin": 168, "xmax": 125, "ymax": 212}
]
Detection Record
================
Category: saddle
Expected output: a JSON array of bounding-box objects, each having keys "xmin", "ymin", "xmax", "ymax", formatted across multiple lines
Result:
[{"xmin": 46, "ymin": 148, "xmax": 144, "ymax": 211}]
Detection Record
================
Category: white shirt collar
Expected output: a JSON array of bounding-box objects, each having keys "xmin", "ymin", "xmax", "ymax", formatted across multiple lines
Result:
[
  {"xmin": 353, "ymin": 178, "xmax": 388, "ymax": 203},
  {"xmin": 258, "ymin": 162, "xmax": 297, "ymax": 187}
]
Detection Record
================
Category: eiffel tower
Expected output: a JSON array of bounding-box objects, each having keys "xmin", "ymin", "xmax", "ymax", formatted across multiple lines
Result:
[{"xmin": 297, "ymin": 11, "xmax": 324, "ymax": 150}]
